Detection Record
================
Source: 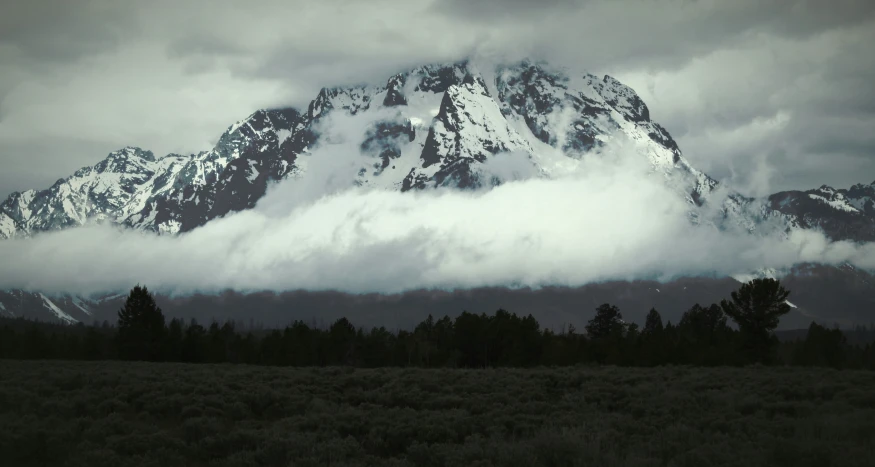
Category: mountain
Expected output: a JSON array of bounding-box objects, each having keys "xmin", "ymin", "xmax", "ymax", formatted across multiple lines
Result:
[
  {"xmin": 769, "ymin": 183, "xmax": 875, "ymax": 242},
  {"xmin": 1, "ymin": 58, "xmax": 873, "ymax": 326},
  {"xmin": 1, "ymin": 59, "xmax": 754, "ymax": 239},
  {"xmin": 0, "ymin": 109, "xmax": 300, "ymax": 238},
  {"xmin": 0, "ymin": 289, "xmax": 109, "ymax": 324}
]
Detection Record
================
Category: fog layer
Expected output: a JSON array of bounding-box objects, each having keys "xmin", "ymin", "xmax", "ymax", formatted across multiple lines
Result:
[{"xmin": 2, "ymin": 138, "xmax": 872, "ymax": 296}]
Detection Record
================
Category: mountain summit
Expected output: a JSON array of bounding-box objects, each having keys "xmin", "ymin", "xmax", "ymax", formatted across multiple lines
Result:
[
  {"xmin": 2, "ymin": 59, "xmax": 875, "ymax": 325},
  {"xmin": 1, "ymin": 59, "xmax": 757, "ymax": 239}
]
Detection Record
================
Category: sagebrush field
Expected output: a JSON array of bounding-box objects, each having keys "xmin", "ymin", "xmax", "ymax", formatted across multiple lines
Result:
[{"xmin": 1, "ymin": 361, "xmax": 874, "ymax": 466}]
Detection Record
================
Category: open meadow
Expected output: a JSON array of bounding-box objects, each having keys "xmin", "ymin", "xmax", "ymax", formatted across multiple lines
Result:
[{"xmin": 1, "ymin": 360, "xmax": 874, "ymax": 466}]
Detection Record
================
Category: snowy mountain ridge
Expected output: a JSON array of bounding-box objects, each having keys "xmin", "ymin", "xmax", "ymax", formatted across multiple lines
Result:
[
  {"xmin": 1, "ymin": 59, "xmax": 752, "ymax": 240},
  {"xmin": 2, "ymin": 58, "xmax": 875, "ymax": 324},
  {"xmin": 768, "ymin": 182, "xmax": 875, "ymax": 242}
]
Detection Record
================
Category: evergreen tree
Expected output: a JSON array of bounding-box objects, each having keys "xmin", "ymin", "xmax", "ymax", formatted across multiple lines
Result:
[
  {"xmin": 82, "ymin": 326, "xmax": 103, "ymax": 360},
  {"xmin": 117, "ymin": 285, "xmax": 166, "ymax": 361},
  {"xmin": 454, "ymin": 311, "xmax": 489, "ymax": 368},
  {"xmin": 285, "ymin": 321, "xmax": 317, "ymax": 366},
  {"xmin": 206, "ymin": 322, "xmax": 227, "ymax": 363},
  {"xmin": 165, "ymin": 318, "xmax": 184, "ymax": 362},
  {"xmin": 431, "ymin": 315, "xmax": 457, "ymax": 367},
  {"xmin": 720, "ymin": 278, "xmax": 791, "ymax": 364},
  {"xmin": 619, "ymin": 323, "xmax": 641, "ymax": 365},
  {"xmin": 0, "ymin": 324, "xmax": 14, "ymax": 358},
  {"xmin": 638, "ymin": 308, "xmax": 667, "ymax": 366},
  {"xmin": 795, "ymin": 322, "xmax": 848, "ymax": 368},
  {"xmin": 678, "ymin": 304, "xmax": 735, "ymax": 365},
  {"xmin": 15, "ymin": 283, "xmax": 875, "ymax": 370},
  {"xmin": 586, "ymin": 304, "xmax": 626, "ymax": 364},
  {"xmin": 328, "ymin": 317, "xmax": 357, "ymax": 365},
  {"xmin": 585, "ymin": 304, "xmax": 625, "ymax": 339},
  {"xmin": 512, "ymin": 314, "xmax": 543, "ymax": 367},
  {"xmin": 414, "ymin": 314, "xmax": 436, "ymax": 367},
  {"xmin": 25, "ymin": 323, "xmax": 49, "ymax": 359},
  {"xmin": 182, "ymin": 319, "xmax": 206, "ymax": 363},
  {"xmin": 679, "ymin": 304, "xmax": 731, "ymax": 343},
  {"xmin": 643, "ymin": 308, "xmax": 664, "ymax": 335},
  {"xmin": 360, "ymin": 326, "xmax": 395, "ymax": 367}
]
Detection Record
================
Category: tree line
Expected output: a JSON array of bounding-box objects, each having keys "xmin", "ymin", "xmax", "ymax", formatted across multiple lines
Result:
[{"xmin": 2, "ymin": 279, "xmax": 874, "ymax": 369}]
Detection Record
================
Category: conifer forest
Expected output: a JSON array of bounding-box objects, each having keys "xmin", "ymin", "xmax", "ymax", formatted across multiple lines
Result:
[{"xmin": 2, "ymin": 279, "xmax": 875, "ymax": 466}]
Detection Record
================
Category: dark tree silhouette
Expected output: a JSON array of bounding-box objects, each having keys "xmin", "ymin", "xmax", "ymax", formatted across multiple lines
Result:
[
  {"xmin": 678, "ymin": 304, "xmax": 735, "ymax": 365},
  {"xmin": 454, "ymin": 311, "xmax": 489, "ymax": 368},
  {"xmin": 6, "ymin": 289, "xmax": 875, "ymax": 370},
  {"xmin": 643, "ymin": 308, "xmax": 664, "ymax": 335},
  {"xmin": 430, "ymin": 315, "xmax": 457, "ymax": 367},
  {"xmin": 165, "ymin": 318, "xmax": 184, "ymax": 362},
  {"xmin": 329, "ymin": 317, "xmax": 357, "ymax": 365},
  {"xmin": 586, "ymin": 303, "xmax": 627, "ymax": 365},
  {"xmin": 679, "ymin": 304, "xmax": 730, "ymax": 343},
  {"xmin": 182, "ymin": 319, "xmax": 206, "ymax": 363},
  {"xmin": 720, "ymin": 278, "xmax": 791, "ymax": 364},
  {"xmin": 585, "ymin": 304, "xmax": 625, "ymax": 339},
  {"xmin": 639, "ymin": 308, "xmax": 668, "ymax": 366},
  {"xmin": 794, "ymin": 322, "xmax": 848, "ymax": 368},
  {"xmin": 13, "ymin": 278, "xmax": 875, "ymax": 370},
  {"xmin": 117, "ymin": 285, "xmax": 166, "ymax": 361}
]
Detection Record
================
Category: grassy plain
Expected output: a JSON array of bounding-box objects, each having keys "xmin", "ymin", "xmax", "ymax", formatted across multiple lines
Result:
[{"xmin": 1, "ymin": 360, "xmax": 873, "ymax": 466}]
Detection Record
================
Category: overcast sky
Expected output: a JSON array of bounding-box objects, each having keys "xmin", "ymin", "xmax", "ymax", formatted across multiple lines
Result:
[{"xmin": 1, "ymin": 0, "xmax": 873, "ymax": 199}]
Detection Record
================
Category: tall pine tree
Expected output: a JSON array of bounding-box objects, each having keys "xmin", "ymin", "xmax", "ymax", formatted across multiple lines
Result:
[
  {"xmin": 720, "ymin": 278, "xmax": 790, "ymax": 364},
  {"xmin": 585, "ymin": 304, "xmax": 626, "ymax": 339},
  {"xmin": 117, "ymin": 285, "xmax": 166, "ymax": 361},
  {"xmin": 643, "ymin": 308, "xmax": 664, "ymax": 335}
]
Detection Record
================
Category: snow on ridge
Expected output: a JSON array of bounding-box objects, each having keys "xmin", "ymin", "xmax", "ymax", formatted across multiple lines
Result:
[
  {"xmin": 38, "ymin": 293, "xmax": 78, "ymax": 324},
  {"xmin": 1, "ymin": 145, "xmax": 188, "ymax": 237},
  {"xmin": 96, "ymin": 293, "xmax": 126, "ymax": 303},
  {"xmin": 446, "ymin": 79, "xmax": 532, "ymax": 156},
  {"xmin": 227, "ymin": 116, "xmax": 249, "ymax": 135},
  {"xmin": 0, "ymin": 213, "xmax": 16, "ymax": 239},
  {"xmin": 276, "ymin": 129, "xmax": 292, "ymax": 144},
  {"xmin": 731, "ymin": 267, "xmax": 779, "ymax": 284},
  {"xmin": 246, "ymin": 160, "xmax": 260, "ymax": 183},
  {"xmin": 1, "ymin": 104, "xmax": 296, "ymax": 238},
  {"xmin": 807, "ymin": 193, "xmax": 859, "ymax": 213},
  {"xmin": 0, "ymin": 300, "xmax": 13, "ymax": 319},
  {"xmin": 71, "ymin": 296, "xmax": 93, "ymax": 316}
]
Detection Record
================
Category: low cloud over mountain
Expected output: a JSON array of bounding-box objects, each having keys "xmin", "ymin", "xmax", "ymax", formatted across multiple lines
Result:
[{"xmin": 2, "ymin": 131, "xmax": 874, "ymax": 297}]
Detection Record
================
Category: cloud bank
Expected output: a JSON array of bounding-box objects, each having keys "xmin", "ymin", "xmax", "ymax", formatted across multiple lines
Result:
[{"xmin": 2, "ymin": 137, "xmax": 875, "ymax": 297}]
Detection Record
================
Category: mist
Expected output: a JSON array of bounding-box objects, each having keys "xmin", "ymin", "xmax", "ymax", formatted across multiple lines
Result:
[{"xmin": 2, "ymin": 132, "xmax": 875, "ymax": 297}]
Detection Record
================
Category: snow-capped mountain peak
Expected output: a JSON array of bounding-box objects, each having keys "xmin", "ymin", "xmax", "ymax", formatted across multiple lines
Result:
[
  {"xmin": 4, "ymin": 58, "xmax": 875, "ymax": 325},
  {"xmin": 0, "ymin": 59, "xmax": 851, "ymax": 243}
]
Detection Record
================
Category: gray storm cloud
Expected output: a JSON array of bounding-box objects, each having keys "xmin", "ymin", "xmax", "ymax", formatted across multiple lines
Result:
[
  {"xmin": 1, "ymin": 0, "xmax": 874, "ymax": 198},
  {"xmin": 2, "ymin": 137, "xmax": 875, "ymax": 297}
]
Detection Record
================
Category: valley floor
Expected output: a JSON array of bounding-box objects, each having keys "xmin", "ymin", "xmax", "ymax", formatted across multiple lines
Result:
[{"xmin": 1, "ymin": 361, "xmax": 873, "ymax": 467}]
